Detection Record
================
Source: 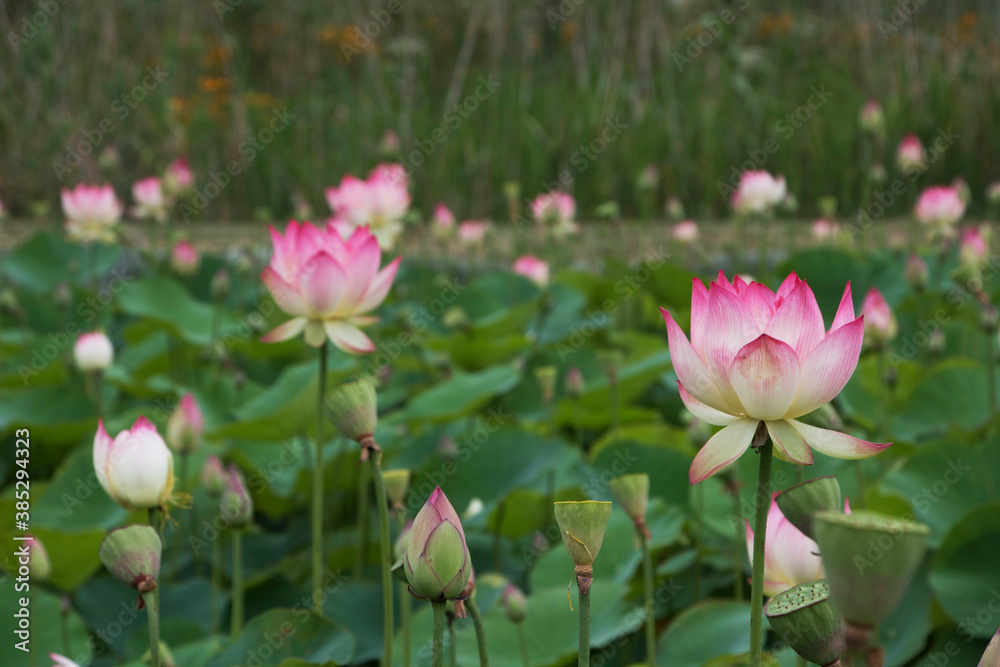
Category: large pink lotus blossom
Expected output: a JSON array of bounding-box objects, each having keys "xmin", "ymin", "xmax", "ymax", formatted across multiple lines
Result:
[
  {"xmin": 915, "ymin": 185, "xmax": 965, "ymax": 236},
  {"xmin": 163, "ymin": 157, "xmax": 194, "ymax": 196},
  {"xmin": 131, "ymin": 177, "xmax": 168, "ymax": 222},
  {"xmin": 512, "ymin": 255, "xmax": 550, "ymax": 287},
  {"xmin": 325, "ymin": 164, "xmax": 411, "ymax": 250},
  {"xmin": 896, "ymin": 134, "xmax": 925, "ymax": 173},
  {"xmin": 530, "ymin": 191, "xmax": 578, "ymax": 238},
  {"xmin": 62, "ymin": 184, "xmax": 123, "ymax": 244},
  {"xmin": 731, "ymin": 171, "xmax": 786, "ymax": 215},
  {"xmin": 662, "ymin": 272, "xmax": 890, "ymax": 484},
  {"xmin": 746, "ymin": 493, "xmax": 851, "ymax": 597},
  {"xmin": 260, "ymin": 220, "xmax": 400, "ymax": 353}
]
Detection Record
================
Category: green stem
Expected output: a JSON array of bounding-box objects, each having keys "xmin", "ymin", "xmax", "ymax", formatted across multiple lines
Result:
[
  {"xmin": 211, "ymin": 533, "xmax": 222, "ymax": 634},
  {"xmin": 493, "ymin": 501, "xmax": 506, "ymax": 571},
  {"xmin": 400, "ymin": 580, "xmax": 412, "ymax": 667},
  {"xmin": 516, "ymin": 621, "xmax": 531, "ymax": 667},
  {"xmin": 467, "ymin": 596, "xmax": 490, "ymax": 667},
  {"xmin": 355, "ymin": 463, "xmax": 371, "ymax": 578},
  {"xmin": 170, "ymin": 452, "xmax": 189, "ymax": 580},
  {"xmin": 573, "ymin": 398, "xmax": 582, "ymax": 449},
  {"xmin": 313, "ymin": 342, "xmax": 328, "ymax": 613},
  {"xmin": 641, "ymin": 532, "xmax": 656, "ymax": 667},
  {"xmin": 231, "ymin": 529, "xmax": 244, "ymax": 640},
  {"xmin": 749, "ymin": 440, "xmax": 774, "ymax": 667},
  {"xmin": 61, "ymin": 596, "xmax": 71, "ymax": 656},
  {"xmin": 877, "ymin": 348, "xmax": 889, "ymax": 441},
  {"xmin": 731, "ymin": 487, "xmax": 744, "ymax": 600},
  {"xmin": 449, "ymin": 618, "xmax": 457, "ymax": 667},
  {"xmin": 94, "ymin": 371, "xmax": 104, "ymax": 420},
  {"xmin": 694, "ymin": 482, "xmax": 702, "ymax": 601},
  {"xmin": 142, "ymin": 588, "xmax": 161, "ymax": 667},
  {"xmin": 370, "ymin": 452, "xmax": 394, "ymax": 667},
  {"xmin": 986, "ymin": 325, "xmax": 996, "ymax": 415},
  {"xmin": 433, "ymin": 600, "xmax": 447, "ymax": 667},
  {"xmin": 578, "ymin": 581, "xmax": 591, "ymax": 667}
]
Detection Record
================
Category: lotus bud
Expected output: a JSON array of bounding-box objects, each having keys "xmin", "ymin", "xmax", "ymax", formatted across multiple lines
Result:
[
  {"xmin": 166, "ymin": 393, "xmax": 204, "ymax": 455},
  {"xmin": 869, "ymin": 163, "xmax": 887, "ymax": 184},
  {"xmin": 220, "ymin": 465, "xmax": 253, "ymax": 528},
  {"xmin": 980, "ymin": 627, "xmax": 1000, "ymax": 666},
  {"xmin": 861, "ymin": 287, "xmax": 898, "ymax": 347},
  {"xmin": 534, "ymin": 365, "xmax": 558, "ymax": 405},
  {"xmin": 813, "ymin": 510, "xmax": 929, "ymax": 626},
  {"xmin": 170, "ymin": 240, "xmax": 200, "ymax": 277},
  {"xmin": 394, "ymin": 520, "xmax": 412, "ymax": 561},
  {"xmin": 554, "ymin": 501, "xmax": 612, "ymax": 594},
  {"xmin": 928, "ymin": 329, "xmax": 946, "ymax": 357},
  {"xmin": 49, "ymin": 653, "xmax": 82, "ymax": 667},
  {"xmin": 93, "ymin": 418, "xmax": 175, "ymax": 511},
  {"xmin": 609, "ymin": 474, "xmax": 650, "ymax": 537},
  {"xmin": 858, "ymin": 99, "xmax": 885, "ymax": 135},
  {"xmin": 382, "ymin": 469, "xmax": 410, "ymax": 511},
  {"xmin": 905, "ymin": 253, "xmax": 930, "ymax": 291},
  {"xmin": 74, "ymin": 331, "xmax": 114, "ymax": 372},
  {"xmin": 502, "ymin": 583, "xmax": 528, "ymax": 623},
  {"xmin": 566, "ymin": 368, "xmax": 585, "ymax": 397},
  {"xmin": 597, "ymin": 350, "xmax": 625, "ymax": 386},
  {"xmin": 765, "ymin": 580, "xmax": 845, "ymax": 667},
  {"xmin": 26, "ymin": 535, "xmax": 51, "ymax": 582},
  {"xmin": 775, "ymin": 476, "xmax": 842, "ymax": 540},
  {"xmin": 324, "ymin": 379, "xmax": 378, "ymax": 446},
  {"xmin": 404, "ymin": 487, "xmax": 472, "ymax": 601},
  {"xmin": 210, "ymin": 268, "xmax": 231, "ymax": 302},
  {"xmin": 665, "ymin": 196, "xmax": 685, "ymax": 221},
  {"xmin": 201, "ymin": 455, "xmax": 227, "ymax": 497},
  {"xmin": 98, "ymin": 525, "xmax": 162, "ymax": 607}
]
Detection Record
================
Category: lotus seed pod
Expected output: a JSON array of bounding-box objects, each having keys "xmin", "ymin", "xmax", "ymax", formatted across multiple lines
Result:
[
  {"xmin": 765, "ymin": 580, "xmax": 845, "ymax": 667},
  {"xmin": 99, "ymin": 525, "xmax": 162, "ymax": 592},
  {"xmin": 609, "ymin": 474, "xmax": 650, "ymax": 525},
  {"xmin": 554, "ymin": 501, "xmax": 612, "ymax": 568},
  {"xmin": 324, "ymin": 379, "xmax": 378, "ymax": 443},
  {"xmin": 534, "ymin": 365, "xmax": 558, "ymax": 404},
  {"xmin": 382, "ymin": 468, "xmax": 410, "ymax": 508},
  {"xmin": 814, "ymin": 510, "xmax": 929, "ymax": 627},
  {"xmin": 775, "ymin": 476, "xmax": 842, "ymax": 540}
]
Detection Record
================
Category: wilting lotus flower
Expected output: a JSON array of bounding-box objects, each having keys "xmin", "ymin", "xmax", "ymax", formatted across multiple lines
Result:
[
  {"xmin": 811, "ymin": 219, "xmax": 837, "ymax": 241},
  {"xmin": 166, "ymin": 393, "xmax": 204, "ymax": 454},
  {"xmin": 259, "ymin": 220, "xmax": 400, "ymax": 353},
  {"xmin": 325, "ymin": 163, "xmax": 411, "ymax": 250},
  {"xmin": 861, "ymin": 287, "xmax": 898, "ymax": 346},
  {"xmin": 858, "ymin": 99, "xmax": 885, "ymax": 134},
  {"xmin": 457, "ymin": 220, "xmax": 489, "ymax": 246},
  {"xmin": 731, "ymin": 171, "xmax": 786, "ymax": 215},
  {"xmin": 404, "ymin": 486, "xmax": 472, "ymax": 601},
  {"xmin": 673, "ymin": 220, "xmax": 699, "ymax": 244},
  {"xmin": 74, "ymin": 331, "xmax": 114, "ymax": 371},
  {"xmin": 431, "ymin": 203, "xmax": 456, "ymax": 239},
  {"xmin": 512, "ymin": 255, "xmax": 550, "ymax": 287},
  {"xmin": 163, "ymin": 157, "xmax": 194, "ymax": 196},
  {"xmin": 959, "ymin": 226, "xmax": 989, "ymax": 273},
  {"xmin": 62, "ymin": 184, "xmax": 123, "ymax": 244},
  {"xmin": 915, "ymin": 185, "xmax": 965, "ymax": 236},
  {"xmin": 895, "ymin": 134, "xmax": 925, "ymax": 173},
  {"xmin": 131, "ymin": 177, "xmax": 168, "ymax": 222},
  {"xmin": 170, "ymin": 240, "xmax": 200, "ymax": 276},
  {"xmin": 94, "ymin": 417, "xmax": 175, "ymax": 511},
  {"xmin": 531, "ymin": 191, "xmax": 578, "ymax": 238},
  {"xmin": 49, "ymin": 654, "xmax": 82, "ymax": 667},
  {"xmin": 662, "ymin": 272, "xmax": 890, "ymax": 484}
]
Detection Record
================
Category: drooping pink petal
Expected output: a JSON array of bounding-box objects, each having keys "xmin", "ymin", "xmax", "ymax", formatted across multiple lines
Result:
[
  {"xmin": 729, "ymin": 335, "xmax": 800, "ymax": 420},
  {"xmin": 765, "ymin": 419, "xmax": 814, "ymax": 465},
  {"xmin": 355, "ymin": 256, "xmax": 401, "ymax": 314},
  {"xmin": 662, "ymin": 308, "xmax": 737, "ymax": 414},
  {"xmin": 678, "ymin": 382, "xmax": 741, "ymax": 426},
  {"xmin": 787, "ymin": 317, "xmax": 865, "ymax": 418},
  {"xmin": 786, "ymin": 420, "xmax": 892, "ymax": 459},
  {"xmin": 260, "ymin": 317, "xmax": 308, "ymax": 343},
  {"xmin": 764, "ymin": 280, "xmax": 826, "ymax": 356},
  {"xmin": 689, "ymin": 418, "xmax": 758, "ymax": 484},
  {"xmin": 702, "ymin": 285, "xmax": 761, "ymax": 408},
  {"xmin": 324, "ymin": 321, "xmax": 375, "ymax": 354},
  {"xmin": 299, "ymin": 251, "xmax": 348, "ymax": 318},
  {"xmin": 829, "ymin": 282, "xmax": 856, "ymax": 332},
  {"xmin": 261, "ymin": 266, "xmax": 309, "ymax": 317}
]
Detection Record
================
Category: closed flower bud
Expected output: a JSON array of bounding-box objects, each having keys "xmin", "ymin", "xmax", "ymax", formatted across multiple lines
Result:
[
  {"xmin": 775, "ymin": 476, "xmax": 842, "ymax": 540},
  {"xmin": 534, "ymin": 365, "xmax": 557, "ymax": 405},
  {"xmin": 665, "ymin": 196, "xmax": 685, "ymax": 221},
  {"xmin": 438, "ymin": 436, "xmax": 459, "ymax": 461},
  {"xmin": 765, "ymin": 580, "xmax": 845, "ymax": 667},
  {"xmin": 324, "ymin": 379, "xmax": 378, "ymax": 444},
  {"xmin": 220, "ymin": 465, "xmax": 253, "ymax": 528},
  {"xmin": 905, "ymin": 253, "xmax": 930, "ymax": 291},
  {"xmin": 27, "ymin": 535, "xmax": 51, "ymax": 582},
  {"xmin": 170, "ymin": 240, "xmax": 200, "ymax": 277},
  {"xmin": 382, "ymin": 468, "xmax": 411, "ymax": 510},
  {"xmin": 49, "ymin": 653, "xmax": 82, "ymax": 667},
  {"xmin": 502, "ymin": 583, "xmax": 528, "ymax": 623},
  {"xmin": 609, "ymin": 474, "xmax": 650, "ymax": 534},
  {"xmin": 463, "ymin": 498, "xmax": 485, "ymax": 520},
  {"xmin": 98, "ymin": 525, "xmax": 162, "ymax": 599},
  {"xmin": 814, "ymin": 510, "xmax": 929, "ymax": 626},
  {"xmin": 566, "ymin": 367, "xmax": 585, "ymax": 397},
  {"xmin": 554, "ymin": 500, "xmax": 612, "ymax": 593},
  {"xmin": 404, "ymin": 487, "xmax": 471, "ymax": 601},
  {"xmin": 74, "ymin": 332, "xmax": 114, "ymax": 372},
  {"xmin": 394, "ymin": 520, "xmax": 412, "ymax": 561},
  {"xmin": 94, "ymin": 418, "xmax": 175, "ymax": 511},
  {"xmin": 861, "ymin": 287, "xmax": 898, "ymax": 346},
  {"xmin": 201, "ymin": 455, "xmax": 227, "ymax": 497},
  {"xmin": 858, "ymin": 99, "xmax": 885, "ymax": 135},
  {"xmin": 166, "ymin": 393, "xmax": 204, "ymax": 454},
  {"xmin": 210, "ymin": 268, "xmax": 231, "ymax": 301},
  {"xmin": 869, "ymin": 163, "xmax": 887, "ymax": 184}
]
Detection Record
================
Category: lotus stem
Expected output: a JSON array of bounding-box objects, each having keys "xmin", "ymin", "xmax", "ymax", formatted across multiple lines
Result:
[
  {"xmin": 211, "ymin": 533, "xmax": 222, "ymax": 633},
  {"xmin": 313, "ymin": 342, "xmax": 328, "ymax": 613},
  {"xmin": 609, "ymin": 380, "xmax": 619, "ymax": 439},
  {"xmin": 516, "ymin": 621, "xmax": 530, "ymax": 667},
  {"xmin": 641, "ymin": 532, "xmax": 656, "ymax": 667},
  {"xmin": 986, "ymin": 324, "xmax": 996, "ymax": 414},
  {"xmin": 694, "ymin": 482, "xmax": 703, "ymax": 600},
  {"xmin": 142, "ymin": 588, "xmax": 161, "ymax": 667},
  {"xmin": 400, "ymin": 580, "xmax": 412, "ymax": 667},
  {"xmin": 231, "ymin": 529, "xmax": 244, "ymax": 639},
  {"xmin": 449, "ymin": 616, "xmax": 457, "ymax": 667},
  {"xmin": 433, "ymin": 600, "xmax": 447, "ymax": 667},
  {"xmin": 578, "ymin": 579, "xmax": 591, "ymax": 667},
  {"xmin": 493, "ymin": 500, "xmax": 506, "ymax": 571},
  {"xmin": 170, "ymin": 451, "xmax": 189, "ymax": 580},
  {"xmin": 467, "ymin": 596, "xmax": 490, "ymax": 667},
  {"xmin": 355, "ymin": 463, "xmax": 371, "ymax": 578},
  {"xmin": 369, "ymin": 451, "xmax": 394, "ymax": 667},
  {"xmin": 749, "ymin": 438, "xmax": 774, "ymax": 667}
]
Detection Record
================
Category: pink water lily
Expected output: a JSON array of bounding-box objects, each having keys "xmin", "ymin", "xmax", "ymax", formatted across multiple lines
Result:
[
  {"xmin": 260, "ymin": 220, "xmax": 400, "ymax": 353},
  {"xmin": 62, "ymin": 184, "xmax": 123, "ymax": 244},
  {"xmin": 662, "ymin": 272, "xmax": 890, "ymax": 484}
]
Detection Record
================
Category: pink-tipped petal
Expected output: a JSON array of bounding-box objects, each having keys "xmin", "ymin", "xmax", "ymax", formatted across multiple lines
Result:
[
  {"xmin": 299, "ymin": 252, "xmax": 348, "ymax": 318},
  {"xmin": 93, "ymin": 420, "xmax": 113, "ymax": 492},
  {"xmin": 829, "ymin": 282, "xmax": 856, "ymax": 332},
  {"xmin": 787, "ymin": 317, "xmax": 865, "ymax": 418},
  {"xmin": 662, "ymin": 308, "xmax": 737, "ymax": 414},
  {"xmin": 764, "ymin": 280, "xmax": 825, "ymax": 356},
  {"xmin": 729, "ymin": 335, "xmax": 800, "ymax": 421},
  {"xmin": 743, "ymin": 282, "xmax": 777, "ymax": 330},
  {"xmin": 689, "ymin": 278, "xmax": 710, "ymax": 353},
  {"xmin": 678, "ymin": 382, "xmax": 741, "ymax": 426},
  {"xmin": 324, "ymin": 321, "xmax": 375, "ymax": 354},
  {"xmin": 260, "ymin": 317, "xmax": 308, "ymax": 343},
  {"xmin": 765, "ymin": 419, "xmax": 814, "ymax": 466},
  {"xmin": 261, "ymin": 266, "xmax": 308, "ymax": 317},
  {"xmin": 689, "ymin": 418, "xmax": 758, "ymax": 484},
  {"xmin": 787, "ymin": 420, "xmax": 892, "ymax": 459},
  {"xmin": 340, "ymin": 234, "xmax": 380, "ymax": 309},
  {"xmin": 775, "ymin": 273, "xmax": 801, "ymax": 300},
  {"xmin": 356, "ymin": 256, "xmax": 401, "ymax": 313},
  {"xmin": 703, "ymin": 285, "xmax": 761, "ymax": 408}
]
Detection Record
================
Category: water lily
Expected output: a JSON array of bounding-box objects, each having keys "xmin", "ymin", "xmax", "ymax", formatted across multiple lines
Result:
[
  {"xmin": 94, "ymin": 417, "xmax": 175, "ymax": 511},
  {"xmin": 74, "ymin": 331, "xmax": 114, "ymax": 371},
  {"xmin": 62, "ymin": 184, "xmax": 123, "ymax": 244},
  {"xmin": 662, "ymin": 272, "xmax": 890, "ymax": 484},
  {"xmin": 259, "ymin": 220, "xmax": 400, "ymax": 353}
]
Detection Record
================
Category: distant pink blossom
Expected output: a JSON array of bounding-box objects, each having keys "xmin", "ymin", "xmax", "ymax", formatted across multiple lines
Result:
[
  {"xmin": 530, "ymin": 191, "xmax": 578, "ymax": 237},
  {"xmin": 163, "ymin": 157, "xmax": 194, "ymax": 195},
  {"xmin": 895, "ymin": 135, "xmax": 925, "ymax": 173},
  {"xmin": 673, "ymin": 220, "xmax": 699, "ymax": 243},
  {"xmin": 132, "ymin": 177, "xmax": 168, "ymax": 222},
  {"xmin": 861, "ymin": 287, "xmax": 898, "ymax": 345},
  {"xmin": 325, "ymin": 164, "xmax": 410, "ymax": 250},
  {"xmin": 457, "ymin": 220, "xmax": 489, "ymax": 246},
  {"xmin": 512, "ymin": 255, "xmax": 550, "ymax": 287},
  {"xmin": 914, "ymin": 185, "xmax": 965, "ymax": 236},
  {"xmin": 62, "ymin": 184, "xmax": 123, "ymax": 244},
  {"xmin": 732, "ymin": 171, "xmax": 786, "ymax": 215},
  {"xmin": 171, "ymin": 240, "xmax": 201, "ymax": 277}
]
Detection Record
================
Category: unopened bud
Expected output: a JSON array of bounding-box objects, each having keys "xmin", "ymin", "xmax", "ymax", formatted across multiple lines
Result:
[
  {"xmin": 220, "ymin": 465, "xmax": 254, "ymax": 528},
  {"xmin": 534, "ymin": 365, "xmax": 557, "ymax": 405},
  {"xmin": 324, "ymin": 380, "xmax": 378, "ymax": 443},
  {"xmin": 502, "ymin": 583, "xmax": 528, "ymax": 623}
]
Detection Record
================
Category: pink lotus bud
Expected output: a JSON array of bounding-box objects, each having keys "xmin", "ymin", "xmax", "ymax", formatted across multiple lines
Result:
[
  {"xmin": 637, "ymin": 164, "xmax": 659, "ymax": 191},
  {"xmin": 811, "ymin": 219, "xmax": 836, "ymax": 241},
  {"xmin": 221, "ymin": 464, "xmax": 253, "ymax": 527},
  {"xmin": 512, "ymin": 255, "xmax": 550, "ymax": 287},
  {"xmin": 905, "ymin": 253, "xmax": 930, "ymax": 290},
  {"xmin": 673, "ymin": 220, "xmax": 699, "ymax": 244},
  {"xmin": 530, "ymin": 191, "xmax": 578, "ymax": 238},
  {"xmin": 201, "ymin": 455, "xmax": 227, "ymax": 497},
  {"xmin": 49, "ymin": 654, "xmax": 82, "ymax": 667},
  {"xmin": 27, "ymin": 535, "xmax": 51, "ymax": 581},
  {"xmin": 431, "ymin": 203, "xmax": 456, "ymax": 238},
  {"xmin": 163, "ymin": 158, "xmax": 194, "ymax": 196},
  {"xmin": 403, "ymin": 487, "xmax": 471, "ymax": 601},
  {"xmin": 861, "ymin": 287, "xmax": 898, "ymax": 345},
  {"xmin": 915, "ymin": 185, "xmax": 965, "ymax": 236},
  {"xmin": 93, "ymin": 417, "xmax": 175, "ymax": 511},
  {"xmin": 457, "ymin": 220, "xmax": 489, "ymax": 246},
  {"xmin": 131, "ymin": 177, "xmax": 168, "ymax": 222},
  {"xmin": 170, "ymin": 240, "xmax": 200, "ymax": 276},
  {"xmin": 895, "ymin": 134, "xmax": 925, "ymax": 173},
  {"xmin": 665, "ymin": 196, "xmax": 685, "ymax": 221},
  {"xmin": 74, "ymin": 331, "xmax": 114, "ymax": 371},
  {"xmin": 959, "ymin": 226, "xmax": 989, "ymax": 272},
  {"xmin": 166, "ymin": 393, "xmax": 204, "ymax": 454},
  {"xmin": 502, "ymin": 583, "xmax": 527, "ymax": 623},
  {"xmin": 62, "ymin": 184, "xmax": 123, "ymax": 244},
  {"xmin": 565, "ymin": 367, "xmax": 585, "ymax": 397},
  {"xmin": 858, "ymin": 99, "xmax": 885, "ymax": 134}
]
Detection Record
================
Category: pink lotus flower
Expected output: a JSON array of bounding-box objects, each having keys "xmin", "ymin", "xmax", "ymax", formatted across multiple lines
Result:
[
  {"xmin": 457, "ymin": 220, "xmax": 489, "ymax": 246},
  {"xmin": 94, "ymin": 417, "xmax": 175, "ymax": 511},
  {"xmin": 811, "ymin": 219, "xmax": 838, "ymax": 241},
  {"xmin": 959, "ymin": 226, "xmax": 988, "ymax": 271},
  {"xmin": 858, "ymin": 99, "xmax": 884, "ymax": 133},
  {"xmin": 74, "ymin": 331, "xmax": 114, "ymax": 371},
  {"xmin": 861, "ymin": 287, "xmax": 898, "ymax": 346},
  {"xmin": 731, "ymin": 171, "xmax": 786, "ymax": 215},
  {"xmin": 62, "ymin": 184, "xmax": 123, "ymax": 244},
  {"xmin": 746, "ymin": 493, "xmax": 851, "ymax": 597},
  {"xmin": 163, "ymin": 157, "xmax": 194, "ymax": 195},
  {"xmin": 260, "ymin": 220, "xmax": 400, "ymax": 353},
  {"xmin": 131, "ymin": 177, "xmax": 168, "ymax": 222},
  {"xmin": 170, "ymin": 240, "xmax": 200, "ymax": 276},
  {"xmin": 530, "ymin": 191, "xmax": 578, "ymax": 238},
  {"xmin": 167, "ymin": 393, "xmax": 205, "ymax": 454},
  {"xmin": 49, "ymin": 654, "xmax": 81, "ymax": 667},
  {"xmin": 325, "ymin": 164, "xmax": 410, "ymax": 250},
  {"xmin": 895, "ymin": 134, "xmax": 925, "ymax": 173},
  {"xmin": 512, "ymin": 255, "xmax": 550, "ymax": 287},
  {"xmin": 673, "ymin": 220, "xmax": 699, "ymax": 244},
  {"xmin": 431, "ymin": 203, "xmax": 456, "ymax": 238},
  {"xmin": 379, "ymin": 129, "xmax": 400, "ymax": 154},
  {"xmin": 915, "ymin": 185, "xmax": 965, "ymax": 236},
  {"xmin": 662, "ymin": 272, "xmax": 890, "ymax": 484}
]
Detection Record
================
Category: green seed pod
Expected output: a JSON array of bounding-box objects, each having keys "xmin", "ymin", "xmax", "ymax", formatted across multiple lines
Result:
[
  {"xmin": 382, "ymin": 469, "xmax": 411, "ymax": 508},
  {"xmin": 609, "ymin": 474, "xmax": 649, "ymax": 524},
  {"xmin": 324, "ymin": 379, "xmax": 378, "ymax": 443},
  {"xmin": 775, "ymin": 476, "xmax": 842, "ymax": 540},
  {"xmin": 765, "ymin": 580, "xmax": 845, "ymax": 667},
  {"xmin": 554, "ymin": 501, "xmax": 612, "ymax": 568},
  {"xmin": 99, "ymin": 525, "xmax": 162, "ymax": 592},
  {"xmin": 534, "ymin": 365, "xmax": 558, "ymax": 404},
  {"xmin": 814, "ymin": 510, "xmax": 929, "ymax": 627}
]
